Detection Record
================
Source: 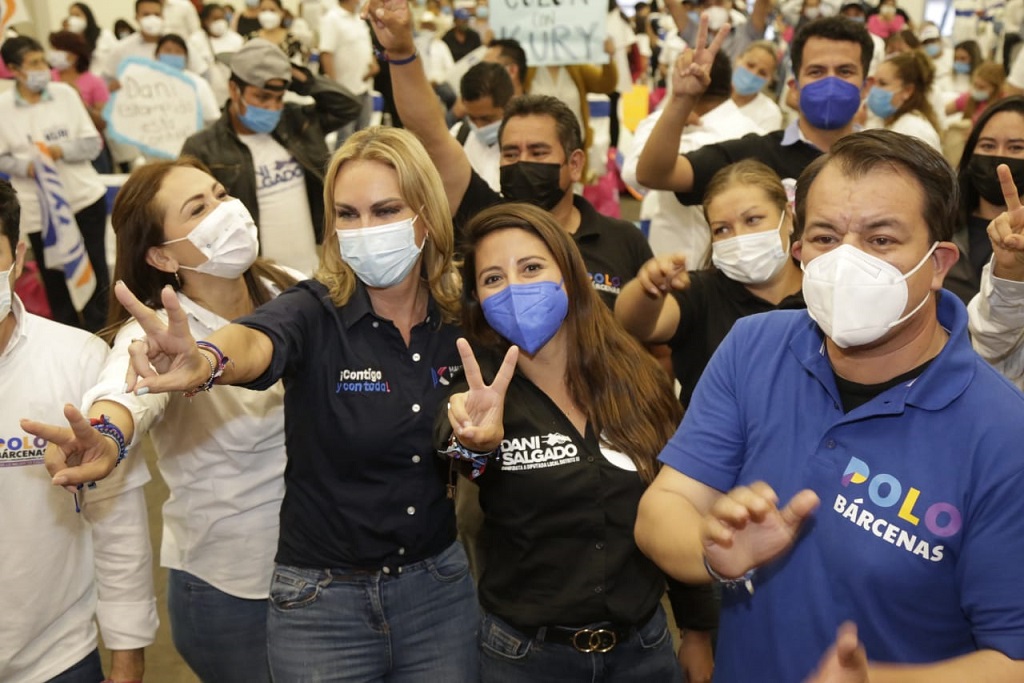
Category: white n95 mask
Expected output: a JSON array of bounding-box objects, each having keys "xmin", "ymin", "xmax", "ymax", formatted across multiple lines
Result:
[
  {"xmin": 801, "ymin": 243, "xmax": 938, "ymax": 348},
  {"xmin": 338, "ymin": 216, "xmax": 424, "ymax": 289},
  {"xmin": 711, "ymin": 212, "xmax": 790, "ymax": 284},
  {"xmin": 164, "ymin": 198, "xmax": 259, "ymax": 279}
]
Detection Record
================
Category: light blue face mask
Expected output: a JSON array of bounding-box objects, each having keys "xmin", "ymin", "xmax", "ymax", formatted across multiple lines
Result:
[
  {"xmin": 732, "ymin": 65, "xmax": 767, "ymax": 96},
  {"xmin": 866, "ymin": 86, "xmax": 899, "ymax": 118},
  {"xmin": 158, "ymin": 53, "xmax": 186, "ymax": 71},
  {"xmin": 924, "ymin": 43, "xmax": 941, "ymax": 59},
  {"xmin": 472, "ymin": 120, "xmax": 501, "ymax": 147},
  {"xmin": 238, "ymin": 100, "xmax": 282, "ymax": 134},
  {"xmin": 953, "ymin": 61, "xmax": 972, "ymax": 75},
  {"xmin": 338, "ymin": 215, "xmax": 424, "ymax": 289}
]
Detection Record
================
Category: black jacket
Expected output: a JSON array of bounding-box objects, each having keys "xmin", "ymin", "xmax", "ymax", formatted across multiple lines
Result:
[{"xmin": 181, "ymin": 65, "xmax": 361, "ymax": 244}]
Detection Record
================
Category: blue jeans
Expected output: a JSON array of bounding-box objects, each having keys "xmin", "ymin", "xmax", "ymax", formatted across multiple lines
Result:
[
  {"xmin": 267, "ymin": 541, "xmax": 479, "ymax": 682},
  {"xmin": 167, "ymin": 569, "xmax": 271, "ymax": 682},
  {"xmin": 479, "ymin": 606, "xmax": 681, "ymax": 683},
  {"xmin": 48, "ymin": 649, "xmax": 103, "ymax": 682}
]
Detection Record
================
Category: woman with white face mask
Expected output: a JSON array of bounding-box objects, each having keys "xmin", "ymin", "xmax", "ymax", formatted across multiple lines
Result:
[
  {"xmin": 616, "ymin": 159, "xmax": 805, "ymax": 406},
  {"xmin": 188, "ymin": 3, "xmax": 245, "ymax": 103},
  {"xmin": 244, "ymin": 0, "xmax": 309, "ymax": 65},
  {"xmin": 43, "ymin": 128, "xmax": 479, "ymax": 681},
  {"xmin": 23, "ymin": 157, "xmax": 300, "ymax": 681},
  {"xmin": 63, "ymin": 2, "xmax": 118, "ymax": 76}
]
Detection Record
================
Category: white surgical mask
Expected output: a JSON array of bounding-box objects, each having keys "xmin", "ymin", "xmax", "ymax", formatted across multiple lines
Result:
[
  {"xmin": 22, "ymin": 69, "xmax": 51, "ymax": 93},
  {"xmin": 338, "ymin": 216, "xmax": 424, "ymax": 289},
  {"xmin": 163, "ymin": 198, "xmax": 259, "ymax": 279},
  {"xmin": 208, "ymin": 18, "xmax": 229, "ymax": 37},
  {"xmin": 711, "ymin": 212, "xmax": 790, "ymax": 284},
  {"xmin": 66, "ymin": 15, "xmax": 88, "ymax": 34},
  {"xmin": 47, "ymin": 50, "xmax": 72, "ymax": 71},
  {"xmin": 139, "ymin": 14, "xmax": 164, "ymax": 36},
  {"xmin": 472, "ymin": 119, "xmax": 501, "ymax": 147},
  {"xmin": 0, "ymin": 266, "xmax": 12, "ymax": 320},
  {"xmin": 704, "ymin": 6, "xmax": 730, "ymax": 31},
  {"xmin": 258, "ymin": 10, "xmax": 282, "ymax": 30},
  {"xmin": 801, "ymin": 242, "xmax": 938, "ymax": 348}
]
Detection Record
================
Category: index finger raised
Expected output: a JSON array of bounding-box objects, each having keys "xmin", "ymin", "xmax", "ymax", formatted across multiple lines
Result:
[
  {"xmin": 456, "ymin": 337, "xmax": 486, "ymax": 390},
  {"xmin": 997, "ymin": 163, "xmax": 1022, "ymax": 213},
  {"xmin": 115, "ymin": 281, "xmax": 166, "ymax": 336}
]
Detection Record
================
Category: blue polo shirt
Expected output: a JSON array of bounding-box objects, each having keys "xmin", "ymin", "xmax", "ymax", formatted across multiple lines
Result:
[{"xmin": 660, "ymin": 291, "xmax": 1024, "ymax": 682}]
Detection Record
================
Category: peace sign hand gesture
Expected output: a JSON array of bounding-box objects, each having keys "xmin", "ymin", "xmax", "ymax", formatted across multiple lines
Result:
[
  {"xmin": 988, "ymin": 164, "xmax": 1024, "ymax": 281},
  {"xmin": 446, "ymin": 338, "xmax": 519, "ymax": 453},
  {"xmin": 671, "ymin": 13, "xmax": 732, "ymax": 99}
]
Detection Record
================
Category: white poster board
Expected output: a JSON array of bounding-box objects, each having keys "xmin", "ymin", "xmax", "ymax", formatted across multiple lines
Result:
[
  {"xmin": 489, "ymin": 1, "xmax": 609, "ymax": 67},
  {"xmin": 103, "ymin": 57, "xmax": 202, "ymax": 160}
]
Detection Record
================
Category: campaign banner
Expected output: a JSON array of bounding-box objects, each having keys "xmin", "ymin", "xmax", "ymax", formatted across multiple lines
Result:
[
  {"xmin": 103, "ymin": 57, "xmax": 202, "ymax": 159},
  {"xmin": 489, "ymin": 0, "xmax": 608, "ymax": 67},
  {"xmin": 33, "ymin": 144, "xmax": 95, "ymax": 312},
  {"xmin": 0, "ymin": 0, "xmax": 31, "ymax": 34}
]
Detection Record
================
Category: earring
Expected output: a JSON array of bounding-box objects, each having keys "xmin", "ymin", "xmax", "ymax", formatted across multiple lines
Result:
[{"xmin": 174, "ymin": 271, "xmax": 182, "ymax": 288}]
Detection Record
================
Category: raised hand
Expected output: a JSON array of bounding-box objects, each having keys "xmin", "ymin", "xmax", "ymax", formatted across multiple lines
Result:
[
  {"xmin": 114, "ymin": 281, "xmax": 209, "ymax": 395},
  {"xmin": 702, "ymin": 481, "xmax": 820, "ymax": 579},
  {"xmin": 671, "ymin": 14, "xmax": 731, "ymax": 99},
  {"xmin": 804, "ymin": 623, "xmax": 869, "ymax": 683},
  {"xmin": 988, "ymin": 164, "xmax": 1024, "ymax": 281},
  {"xmin": 21, "ymin": 404, "xmax": 120, "ymax": 488},
  {"xmin": 637, "ymin": 252, "xmax": 690, "ymax": 296},
  {"xmin": 362, "ymin": 0, "xmax": 414, "ymax": 57},
  {"xmin": 446, "ymin": 338, "xmax": 519, "ymax": 452}
]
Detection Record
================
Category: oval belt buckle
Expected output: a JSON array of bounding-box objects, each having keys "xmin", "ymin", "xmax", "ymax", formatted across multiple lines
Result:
[{"xmin": 571, "ymin": 628, "xmax": 617, "ymax": 653}]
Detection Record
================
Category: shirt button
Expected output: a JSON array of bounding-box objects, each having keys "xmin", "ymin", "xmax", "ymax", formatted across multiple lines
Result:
[
  {"xmin": 587, "ymin": 456, "xmax": 595, "ymax": 463},
  {"xmin": 595, "ymin": 542, "xmax": 605, "ymax": 550},
  {"xmin": 826, "ymin": 439, "xmax": 836, "ymax": 449},
  {"xmin": 412, "ymin": 454, "xmax": 421, "ymax": 463},
  {"xmin": 382, "ymin": 566, "xmax": 391, "ymax": 574},
  {"xmin": 412, "ymin": 352, "xmax": 421, "ymax": 362},
  {"xmin": 412, "ymin": 404, "xmax": 421, "ymax": 413},
  {"xmin": 593, "ymin": 586, "xmax": 603, "ymax": 594},
  {"xmin": 407, "ymin": 506, "xmax": 416, "ymax": 515},
  {"xmin": 398, "ymin": 547, "xmax": 406, "ymax": 555},
  {"xmin": 372, "ymin": 321, "xmax": 380, "ymax": 329}
]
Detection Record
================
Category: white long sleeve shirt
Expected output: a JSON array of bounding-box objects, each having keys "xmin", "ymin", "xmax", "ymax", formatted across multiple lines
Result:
[
  {"xmin": 0, "ymin": 297, "xmax": 156, "ymax": 683},
  {"xmin": 968, "ymin": 260, "xmax": 1024, "ymax": 391}
]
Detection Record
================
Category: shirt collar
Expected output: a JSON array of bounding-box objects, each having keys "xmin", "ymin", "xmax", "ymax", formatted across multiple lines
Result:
[
  {"xmin": 14, "ymin": 85, "xmax": 54, "ymax": 107},
  {"xmin": 338, "ymin": 278, "xmax": 442, "ymax": 331},
  {"xmin": 781, "ymin": 118, "xmax": 863, "ymax": 149},
  {"xmin": 0, "ymin": 295, "xmax": 29, "ymax": 361},
  {"xmin": 572, "ymin": 194, "xmax": 603, "ymax": 241}
]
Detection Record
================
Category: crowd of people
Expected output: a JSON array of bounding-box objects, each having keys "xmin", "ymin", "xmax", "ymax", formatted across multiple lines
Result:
[{"xmin": 2, "ymin": 0, "xmax": 1024, "ymax": 682}]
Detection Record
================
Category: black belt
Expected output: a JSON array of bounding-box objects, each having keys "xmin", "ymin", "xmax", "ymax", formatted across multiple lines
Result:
[{"xmin": 509, "ymin": 607, "xmax": 657, "ymax": 654}]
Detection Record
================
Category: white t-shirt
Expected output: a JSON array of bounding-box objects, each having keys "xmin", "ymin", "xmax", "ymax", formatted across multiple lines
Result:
[
  {"xmin": 319, "ymin": 5, "xmax": 374, "ymax": 96},
  {"xmin": 415, "ymin": 33, "xmax": 456, "ymax": 84},
  {"xmin": 0, "ymin": 82, "xmax": 106, "ymax": 235},
  {"xmin": 189, "ymin": 28, "xmax": 245, "ymax": 104},
  {"xmin": 103, "ymin": 33, "xmax": 204, "ymax": 80},
  {"xmin": 607, "ymin": 10, "xmax": 637, "ymax": 94},
  {"xmin": 237, "ymin": 133, "xmax": 319, "ymax": 276},
  {"xmin": 181, "ymin": 68, "xmax": 223, "ymax": 125},
  {"xmin": 85, "ymin": 281, "xmax": 296, "ymax": 599},
  {"xmin": 450, "ymin": 120, "xmax": 501, "ymax": 192},
  {"xmin": 0, "ymin": 298, "xmax": 156, "ymax": 682},
  {"xmin": 737, "ymin": 91, "xmax": 783, "ymax": 132},
  {"xmin": 530, "ymin": 66, "xmax": 585, "ymax": 137},
  {"xmin": 869, "ymin": 110, "xmax": 942, "ymax": 153}
]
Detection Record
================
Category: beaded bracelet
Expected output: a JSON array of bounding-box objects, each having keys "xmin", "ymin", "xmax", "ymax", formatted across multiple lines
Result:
[
  {"xmin": 183, "ymin": 341, "xmax": 230, "ymax": 398},
  {"xmin": 374, "ymin": 48, "xmax": 418, "ymax": 65},
  {"xmin": 703, "ymin": 554, "xmax": 755, "ymax": 595},
  {"xmin": 439, "ymin": 432, "xmax": 496, "ymax": 480},
  {"xmin": 89, "ymin": 414, "xmax": 127, "ymax": 468}
]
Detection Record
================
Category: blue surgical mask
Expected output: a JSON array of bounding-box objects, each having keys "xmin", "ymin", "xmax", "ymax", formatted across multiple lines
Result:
[
  {"xmin": 924, "ymin": 43, "xmax": 941, "ymax": 58},
  {"xmin": 338, "ymin": 215, "xmax": 424, "ymax": 288},
  {"xmin": 476, "ymin": 6, "xmax": 489, "ymax": 19},
  {"xmin": 472, "ymin": 120, "xmax": 501, "ymax": 147},
  {"xmin": 971, "ymin": 87, "xmax": 991, "ymax": 102},
  {"xmin": 158, "ymin": 53, "xmax": 186, "ymax": 70},
  {"xmin": 732, "ymin": 65, "xmax": 767, "ymax": 96},
  {"xmin": 238, "ymin": 101, "xmax": 282, "ymax": 134},
  {"xmin": 953, "ymin": 61, "xmax": 971, "ymax": 75},
  {"xmin": 799, "ymin": 76, "xmax": 862, "ymax": 130},
  {"xmin": 866, "ymin": 86, "xmax": 899, "ymax": 118},
  {"xmin": 480, "ymin": 280, "xmax": 569, "ymax": 355}
]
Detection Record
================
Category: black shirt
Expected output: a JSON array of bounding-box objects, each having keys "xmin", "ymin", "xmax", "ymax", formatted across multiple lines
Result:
[
  {"xmin": 456, "ymin": 171, "xmax": 654, "ymax": 309},
  {"xmin": 671, "ymin": 269, "xmax": 805, "ymax": 406},
  {"xmin": 676, "ymin": 129, "xmax": 823, "ymax": 206},
  {"xmin": 436, "ymin": 352, "xmax": 667, "ymax": 628},
  {"xmin": 238, "ymin": 279, "xmax": 461, "ymax": 570},
  {"xmin": 442, "ymin": 27, "xmax": 482, "ymax": 62}
]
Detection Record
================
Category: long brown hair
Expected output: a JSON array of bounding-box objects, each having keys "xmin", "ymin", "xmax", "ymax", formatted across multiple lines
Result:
[
  {"xmin": 884, "ymin": 49, "xmax": 941, "ymax": 133},
  {"xmin": 460, "ymin": 203, "xmax": 682, "ymax": 483},
  {"xmin": 965, "ymin": 61, "xmax": 1006, "ymax": 121},
  {"xmin": 104, "ymin": 156, "xmax": 297, "ymax": 343},
  {"xmin": 316, "ymin": 126, "xmax": 461, "ymax": 323}
]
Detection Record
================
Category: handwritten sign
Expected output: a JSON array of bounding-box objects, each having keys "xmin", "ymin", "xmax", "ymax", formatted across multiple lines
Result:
[
  {"xmin": 490, "ymin": 0, "xmax": 608, "ymax": 67},
  {"xmin": 103, "ymin": 57, "xmax": 202, "ymax": 159}
]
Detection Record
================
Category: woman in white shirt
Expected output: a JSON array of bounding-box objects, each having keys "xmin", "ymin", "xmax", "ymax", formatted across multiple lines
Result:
[
  {"xmin": 32, "ymin": 158, "xmax": 299, "ymax": 683},
  {"xmin": 866, "ymin": 49, "xmax": 943, "ymax": 152},
  {"xmin": 155, "ymin": 34, "xmax": 222, "ymax": 126},
  {"xmin": 64, "ymin": 2, "xmax": 117, "ymax": 76},
  {"xmin": 190, "ymin": 3, "xmax": 246, "ymax": 104}
]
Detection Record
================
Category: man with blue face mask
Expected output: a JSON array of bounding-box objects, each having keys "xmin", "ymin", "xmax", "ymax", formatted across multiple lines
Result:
[
  {"xmin": 450, "ymin": 62, "xmax": 514, "ymax": 193},
  {"xmin": 636, "ymin": 129, "xmax": 1024, "ymax": 681},
  {"xmin": 637, "ymin": 15, "xmax": 874, "ymax": 207},
  {"xmin": 181, "ymin": 38, "xmax": 361, "ymax": 276}
]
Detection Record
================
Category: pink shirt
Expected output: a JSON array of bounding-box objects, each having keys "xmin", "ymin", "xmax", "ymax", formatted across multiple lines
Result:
[{"xmin": 51, "ymin": 69, "xmax": 110, "ymax": 109}]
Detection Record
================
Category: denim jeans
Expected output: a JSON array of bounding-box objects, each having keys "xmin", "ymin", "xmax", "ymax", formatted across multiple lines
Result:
[
  {"xmin": 167, "ymin": 569, "xmax": 271, "ymax": 683},
  {"xmin": 479, "ymin": 606, "xmax": 681, "ymax": 683},
  {"xmin": 47, "ymin": 649, "xmax": 103, "ymax": 683},
  {"xmin": 267, "ymin": 541, "xmax": 479, "ymax": 682}
]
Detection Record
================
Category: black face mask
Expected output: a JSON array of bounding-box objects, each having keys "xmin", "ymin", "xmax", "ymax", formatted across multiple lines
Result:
[
  {"xmin": 500, "ymin": 161, "xmax": 567, "ymax": 211},
  {"xmin": 966, "ymin": 154, "xmax": 1024, "ymax": 206}
]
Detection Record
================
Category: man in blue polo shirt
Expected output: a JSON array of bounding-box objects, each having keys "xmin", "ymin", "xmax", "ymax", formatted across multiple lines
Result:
[{"xmin": 635, "ymin": 129, "xmax": 1024, "ymax": 682}]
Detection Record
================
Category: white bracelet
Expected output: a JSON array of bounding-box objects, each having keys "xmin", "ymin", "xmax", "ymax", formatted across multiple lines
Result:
[{"xmin": 703, "ymin": 554, "xmax": 755, "ymax": 595}]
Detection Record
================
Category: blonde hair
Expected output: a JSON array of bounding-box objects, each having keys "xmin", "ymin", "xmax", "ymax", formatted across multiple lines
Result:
[{"xmin": 315, "ymin": 127, "xmax": 461, "ymax": 322}]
